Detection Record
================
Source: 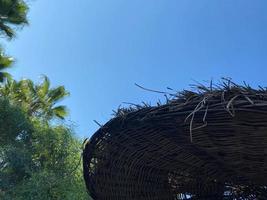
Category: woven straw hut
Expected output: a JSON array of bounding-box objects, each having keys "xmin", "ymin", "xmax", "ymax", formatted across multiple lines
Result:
[{"xmin": 83, "ymin": 80, "xmax": 267, "ymax": 200}]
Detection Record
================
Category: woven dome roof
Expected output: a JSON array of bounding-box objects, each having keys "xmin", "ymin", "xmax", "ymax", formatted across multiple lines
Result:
[{"xmin": 83, "ymin": 80, "xmax": 267, "ymax": 200}]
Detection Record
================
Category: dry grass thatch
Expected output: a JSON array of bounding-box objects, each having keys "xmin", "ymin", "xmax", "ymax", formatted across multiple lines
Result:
[{"xmin": 83, "ymin": 79, "xmax": 267, "ymax": 200}]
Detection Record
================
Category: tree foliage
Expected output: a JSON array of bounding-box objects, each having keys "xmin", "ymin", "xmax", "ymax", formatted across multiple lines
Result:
[
  {"xmin": 0, "ymin": 80, "xmax": 89, "ymax": 199},
  {"xmin": 0, "ymin": 98, "xmax": 33, "ymax": 196},
  {"xmin": 0, "ymin": 0, "xmax": 29, "ymax": 82},
  {"xmin": 0, "ymin": 1, "xmax": 89, "ymax": 199},
  {"xmin": 0, "ymin": 76, "xmax": 69, "ymax": 120},
  {"xmin": 0, "ymin": 0, "xmax": 28, "ymax": 39},
  {"xmin": 0, "ymin": 49, "xmax": 13, "ymax": 82},
  {"xmin": 1, "ymin": 120, "xmax": 88, "ymax": 199}
]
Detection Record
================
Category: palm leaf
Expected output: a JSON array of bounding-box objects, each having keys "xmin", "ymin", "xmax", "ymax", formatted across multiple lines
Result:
[
  {"xmin": 0, "ymin": 52, "xmax": 13, "ymax": 70},
  {"xmin": 0, "ymin": 72, "xmax": 11, "ymax": 82},
  {"xmin": 52, "ymin": 105, "xmax": 68, "ymax": 119},
  {"xmin": 0, "ymin": 0, "xmax": 28, "ymax": 39},
  {"xmin": 0, "ymin": 21, "xmax": 14, "ymax": 38},
  {"xmin": 48, "ymin": 86, "xmax": 69, "ymax": 104},
  {"xmin": 37, "ymin": 75, "xmax": 50, "ymax": 98}
]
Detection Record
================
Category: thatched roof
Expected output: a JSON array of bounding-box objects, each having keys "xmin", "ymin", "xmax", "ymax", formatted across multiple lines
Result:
[{"xmin": 83, "ymin": 79, "xmax": 267, "ymax": 200}]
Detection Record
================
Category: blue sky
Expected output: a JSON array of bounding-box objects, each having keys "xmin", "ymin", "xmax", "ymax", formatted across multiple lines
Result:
[{"xmin": 4, "ymin": 0, "xmax": 267, "ymax": 138}]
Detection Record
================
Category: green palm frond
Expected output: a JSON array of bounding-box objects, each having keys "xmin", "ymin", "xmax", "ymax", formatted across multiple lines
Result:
[
  {"xmin": 52, "ymin": 105, "xmax": 68, "ymax": 119},
  {"xmin": 0, "ymin": 75, "xmax": 70, "ymax": 120},
  {"xmin": 0, "ymin": 50, "xmax": 13, "ymax": 82},
  {"xmin": 0, "ymin": 0, "xmax": 28, "ymax": 39},
  {"xmin": 37, "ymin": 75, "xmax": 50, "ymax": 98},
  {"xmin": 18, "ymin": 79, "xmax": 35, "ymax": 97},
  {"xmin": 5, "ymin": 1, "xmax": 28, "ymax": 24},
  {"xmin": 48, "ymin": 86, "xmax": 69, "ymax": 104},
  {"xmin": 0, "ymin": 21, "xmax": 14, "ymax": 38},
  {"xmin": 0, "ymin": 71, "xmax": 11, "ymax": 82},
  {"xmin": 0, "ymin": 51, "xmax": 13, "ymax": 69}
]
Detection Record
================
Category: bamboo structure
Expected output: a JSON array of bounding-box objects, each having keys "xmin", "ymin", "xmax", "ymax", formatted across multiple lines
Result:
[{"xmin": 83, "ymin": 80, "xmax": 267, "ymax": 200}]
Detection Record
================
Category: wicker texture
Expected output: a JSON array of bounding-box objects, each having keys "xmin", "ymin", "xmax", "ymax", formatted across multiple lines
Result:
[{"xmin": 83, "ymin": 81, "xmax": 267, "ymax": 200}]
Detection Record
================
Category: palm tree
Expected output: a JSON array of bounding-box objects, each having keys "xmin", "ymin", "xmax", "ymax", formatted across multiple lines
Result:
[
  {"xmin": 34, "ymin": 75, "xmax": 70, "ymax": 120},
  {"xmin": 0, "ymin": 0, "xmax": 28, "ymax": 39},
  {"xmin": 0, "ymin": 49, "xmax": 13, "ymax": 82},
  {"xmin": 0, "ymin": 76, "xmax": 70, "ymax": 120},
  {"xmin": 0, "ymin": 0, "xmax": 29, "ymax": 82}
]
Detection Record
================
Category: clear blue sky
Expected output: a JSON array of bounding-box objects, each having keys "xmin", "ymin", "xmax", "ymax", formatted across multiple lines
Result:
[{"xmin": 4, "ymin": 0, "xmax": 267, "ymax": 138}]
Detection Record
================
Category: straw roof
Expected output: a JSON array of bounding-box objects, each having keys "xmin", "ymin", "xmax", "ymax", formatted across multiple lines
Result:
[{"xmin": 83, "ymin": 79, "xmax": 267, "ymax": 200}]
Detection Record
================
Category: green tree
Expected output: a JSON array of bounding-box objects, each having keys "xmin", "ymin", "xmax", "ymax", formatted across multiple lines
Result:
[
  {"xmin": 0, "ymin": 0, "xmax": 28, "ymax": 39},
  {"xmin": 0, "ymin": 98, "xmax": 33, "ymax": 197},
  {"xmin": 0, "ymin": 76, "xmax": 70, "ymax": 120},
  {"xmin": 0, "ymin": 50, "xmax": 13, "ymax": 82},
  {"xmin": 0, "ymin": 93, "xmax": 88, "ymax": 199},
  {"xmin": 7, "ymin": 123, "xmax": 89, "ymax": 200},
  {"xmin": 0, "ymin": 0, "xmax": 29, "ymax": 82},
  {"xmin": 0, "ymin": 1, "xmax": 88, "ymax": 198}
]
